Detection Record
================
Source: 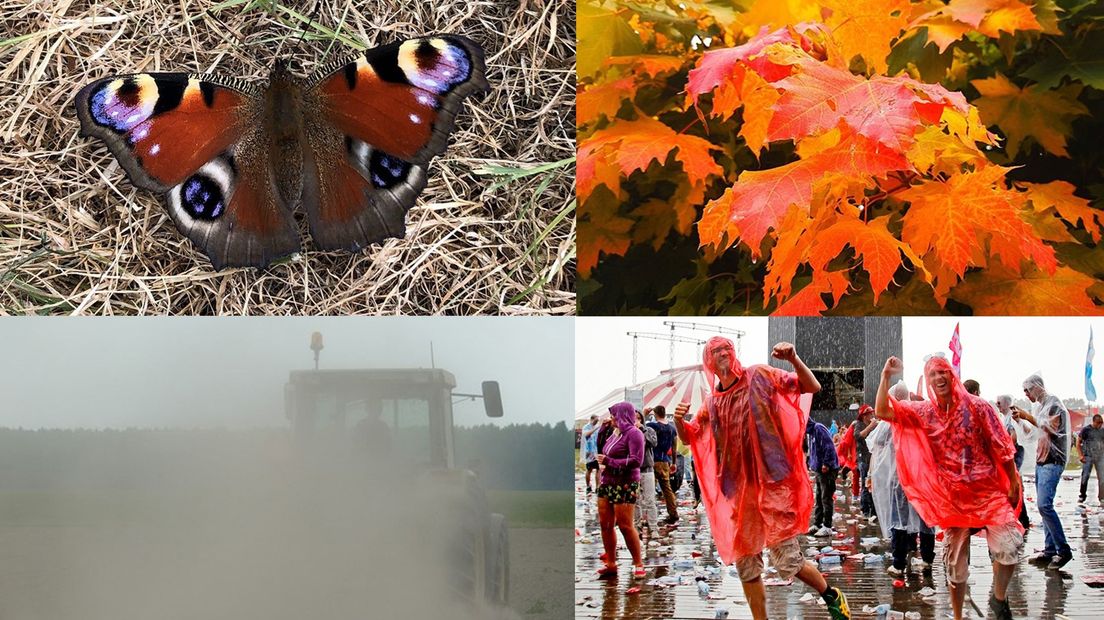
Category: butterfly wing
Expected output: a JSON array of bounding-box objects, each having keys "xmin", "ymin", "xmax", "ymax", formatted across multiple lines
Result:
[
  {"xmin": 75, "ymin": 73, "xmax": 300, "ymax": 269},
  {"xmin": 301, "ymin": 35, "xmax": 489, "ymax": 251}
]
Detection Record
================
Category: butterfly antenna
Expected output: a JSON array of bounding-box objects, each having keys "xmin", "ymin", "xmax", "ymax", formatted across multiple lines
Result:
[{"xmin": 296, "ymin": 0, "xmax": 321, "ymax": 49}]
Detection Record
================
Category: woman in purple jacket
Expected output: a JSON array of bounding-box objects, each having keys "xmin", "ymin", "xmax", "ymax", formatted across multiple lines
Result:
[{"xmin": 597, "ymin": 401, "xmax": 646, "ymax": 578}]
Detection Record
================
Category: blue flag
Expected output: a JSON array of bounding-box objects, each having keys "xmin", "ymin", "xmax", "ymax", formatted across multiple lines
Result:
[{"xmin": 1088, "ymin": 327, "xmax": 1098, "ymax": 403}]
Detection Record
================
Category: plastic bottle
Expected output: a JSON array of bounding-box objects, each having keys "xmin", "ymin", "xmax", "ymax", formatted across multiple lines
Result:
[
  {"xmin": 819, "ymin": 554, "xmax": 842, "ymax": 565},
  {"xmin": 697, "ymin": 579, "xmax": 710, "ymax": 597},
  {"xmin": 714, "ymin": 608, "xmax": 729, "ymax": 619}
]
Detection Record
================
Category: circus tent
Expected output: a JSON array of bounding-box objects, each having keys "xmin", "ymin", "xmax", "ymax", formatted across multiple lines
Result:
[{"xmin": 575, "ymin": 364, "xmax": 711, "ymax": 423}]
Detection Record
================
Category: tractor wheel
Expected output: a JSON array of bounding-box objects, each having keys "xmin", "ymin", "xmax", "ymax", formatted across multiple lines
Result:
[{"xmin": 486, "ymin": 513, "xmax": 509, "ymax": 605}]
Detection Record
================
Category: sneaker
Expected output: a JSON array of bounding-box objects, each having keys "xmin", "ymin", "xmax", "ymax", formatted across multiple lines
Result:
[
  {"xmin": 814, "ymin": 526, "xmax": 833, "ymax": 537},
  {"xmin": 664, "ymin": 516, "xmax": 680, "ymax": 526},
  {"xmin": 869, "ymin": 515, "xmax": 878, "ymax": 524},
  {"xmin": 586, "ymin": 486, "xmax": 593, "ymax": 495},
  {"xmin": 886, "ymin": 566, "xmax": 904, "ymax": 577},
  {"xmin": 807, "ymin": 525, "xmax": 821, "ymax": 536},
  {"xmin": 1028, "ymin": 552, "xmax": 1055, "ymax": 565},
  {"xmin": 824, "ymin": 587, "xmax": 851, "ymax": 620},
  {"xmin": 1048, "ymin": 553, "xmax": 1073, "ymax": 570},
  {"xmin": 989, "ymin": 594, "xmax": 1013, "ymax": 620}
]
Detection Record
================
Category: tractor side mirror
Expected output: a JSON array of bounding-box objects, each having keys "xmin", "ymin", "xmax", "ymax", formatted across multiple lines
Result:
[{"xmin": 482, "ymin": 381, "xmax": 503, "ymax": 418}]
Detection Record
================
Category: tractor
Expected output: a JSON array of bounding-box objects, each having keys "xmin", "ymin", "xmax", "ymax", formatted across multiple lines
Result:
[{"xmin": 282, "ymin": 366, "xmax": 509, "ymax": 608}]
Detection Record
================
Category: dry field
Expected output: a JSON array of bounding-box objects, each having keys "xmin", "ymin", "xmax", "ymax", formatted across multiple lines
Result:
[{"xmin": 0, "ymin": 0, "xmax": 575, "ymax": 314}]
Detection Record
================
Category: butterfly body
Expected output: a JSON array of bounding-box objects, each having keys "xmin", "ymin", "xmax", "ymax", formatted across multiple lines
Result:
[{"xmin": 75, "ymin": 36, "xmax": 488, "ymax": 270}]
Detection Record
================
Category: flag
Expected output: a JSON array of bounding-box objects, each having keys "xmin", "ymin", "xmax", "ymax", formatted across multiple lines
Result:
[
  {"xmin": 1088, "ymin": 327, "xmax": 1098, "ymax": 403},
  {"xmin": 949, "ymin": 323, "xmax": 962, "ymax": 377}
]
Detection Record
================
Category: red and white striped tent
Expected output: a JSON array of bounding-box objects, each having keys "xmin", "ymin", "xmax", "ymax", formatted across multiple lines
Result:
[{"xmin": 575, "ymin": 364, "xmax": 711, "ymax": 424}]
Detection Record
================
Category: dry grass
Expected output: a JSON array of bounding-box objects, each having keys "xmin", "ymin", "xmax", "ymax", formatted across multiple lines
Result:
[{"xmin": 0, "ymin": 0, "xmax": 576, "ymax": 315}]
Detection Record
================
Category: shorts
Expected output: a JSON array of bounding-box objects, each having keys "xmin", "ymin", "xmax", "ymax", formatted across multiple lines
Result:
[
  {"xmin": 734, "ymin": 536, "xmax": 804, "ymax": 582},
  {"xmin": 943, "ymin": 522, "xmax": 1023, "ymax": 584},
  {"xmin": 597, "ymin": 481, "xmax": 639, "ymax": 504},
  {"xmin": 586, "ymin": 460, "xmax": 599, "ymax": 471}
]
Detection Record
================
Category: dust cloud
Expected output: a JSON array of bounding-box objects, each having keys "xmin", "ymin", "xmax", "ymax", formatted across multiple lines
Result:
[{"xmin": 0, "ymin": 434, "xmax": 518, "ymax": 620}]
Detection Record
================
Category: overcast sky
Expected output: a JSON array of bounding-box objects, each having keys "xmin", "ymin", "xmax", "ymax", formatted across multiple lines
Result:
[
  {"xmin": 0, "ymin": 318, "xmax": 573, "ymax": 430},
  {"xmin": 576, "ymin": 317, "xmax": 1103, "ymax": 411}
]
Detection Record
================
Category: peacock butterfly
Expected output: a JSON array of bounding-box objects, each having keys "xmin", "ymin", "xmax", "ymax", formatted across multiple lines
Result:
[{"xmin": 74, "ymin": 35, "xmax": 488, "ymax": 270}]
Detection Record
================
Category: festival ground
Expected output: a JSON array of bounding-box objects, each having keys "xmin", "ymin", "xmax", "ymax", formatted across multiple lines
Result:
[{"xmin": 574, "ymin": 471, "xmax": 1104, "ymax": 619}]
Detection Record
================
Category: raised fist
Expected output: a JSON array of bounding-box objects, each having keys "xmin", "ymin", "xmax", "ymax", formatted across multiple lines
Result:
[
  {"xmin": 772, "ymin": 342, "xmax": 798, "ymax": 363},
  {"xmin": 883, "ymin": 356, "xmax": 903, "ymax": 376}
]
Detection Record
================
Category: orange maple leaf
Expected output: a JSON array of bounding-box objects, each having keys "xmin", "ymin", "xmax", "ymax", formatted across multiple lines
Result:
[
  {"xmin": 577, "ymin": 117, "xmax": 722, "ymax": 203},
  {"xmin": 900, "ymin": 165, "xmax": 1057, "ymax": 294},
  {"xmin": 602, "ymin": 117, "xmax": 723, "ymax": 187},
  {"xmin": 976, "ymin": 0, "xmax": 1042, "ymax": 38},
  {"xmin": 971, "ymin": 74, "xmax": 1088, "ymax": 158},
  {"xmin": 577, "ymin": 77, "xmax": 635, "ymax": 125},
  {"xmin": 602, "ymin": 55, "xmax": 687, "ymax": 79},
  {"xmin": 1024, "ymin": 181, "xmax": 1104, "ymax": 243},
  {"xmin": 700, "ymin": 130, "xmax": 909, "ymax": 256},
  {"xmin": 772, "ymin": 270, "xmax": 851, "ymax": 315},
  {"xmin": 820, "ymin": 0, "xmax": 910, "ymax": 74},
  {"xmin": 950, "ymin": 265, "xmax": 1099, "ymax": 315},
  {"xmin": 808, "ymin": 215, "xmax": 929, "ymax": 303}
]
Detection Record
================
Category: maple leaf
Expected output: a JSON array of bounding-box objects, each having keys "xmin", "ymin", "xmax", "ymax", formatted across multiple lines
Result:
[
  {"xmin": 602, "ymin": 55, "xmax": 687, "ymax": 79},
  {"xmin": 808, "ymin": 215, "xmax": 929, "ymax": 302},
  {"xmin": 820, "ymin": 0, "xmax": 910, "ymax": 74},
  {"xmin": 970, "ymin": 74, "xmax": 1089, "ymax": 157},
  {"xmin": 578, "ymin": 188, "xmax": 635, "ymax": 278},
  {"xmin": 949, "ymin": 265, "xmax": 1099, "ymax": 315},
  {"xmin": 772, "ymin": 270, "xmax": 851, "ymax": 315},
  {"xmin": 577, "ymin": 2, "xmax": 645, "ymax": 78},
  {"xmin": 906, "ymin": 125, "xmax": 986, "ymax": 174},
  {"xmin": 699, "ymin": 129, "xmax": 909, "ymax": 256},
  {"xmin": 577, "ymin": 117, "xmax": 722, "ymax": 202},
  {"xmin": 900, "ymin": 165, "xmax": 1057, "ymax": 295},
  {"xmin": 1024, "ymin": 181, "xmax": 1104, "ymax": 243},
  {"xmin": 576, "ymin": 136, "xmax": 623, "ymax": 203},
  {"xmin": 767, "ymin": 55, "xmax": 965, "ymax": 152},
  {"xmin": 908, "ymin": 0, "xmax": 1042, "ymax": 52},
  {"xmin": 733, "ymin": 0, "xmax": 821, "ymax": 39},
  {"xmin": 687, "ymin": 26, "xmax": 807, "ymax": 108},
  {"xmin": 763, "ymin": 206, "xmax": 815, "ymax": 304},
  {"xmin": 976, "ymin": 0, "xmax": 1042, "ymax": 38},
  {"xmin": 605, "ymin": 117, "xmax": 723, "ymax": 187},
  {"xmin": 631, "ymin": 199, "xmax": 680, "ymax": 250},
  {"xmin": 577, "ymin": 77, "xmax": 635, "ymax": 124}
]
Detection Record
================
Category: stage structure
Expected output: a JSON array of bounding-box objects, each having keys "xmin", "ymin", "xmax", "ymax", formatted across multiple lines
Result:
[{"xmin": 768, "ymin": 317, "xmax": 902, "ymax": 427}]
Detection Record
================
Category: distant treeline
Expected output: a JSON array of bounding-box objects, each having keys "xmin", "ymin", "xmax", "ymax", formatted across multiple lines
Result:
[{"xmin": 0, "ymin": 423, "xmax": 572, "ymax": 492}]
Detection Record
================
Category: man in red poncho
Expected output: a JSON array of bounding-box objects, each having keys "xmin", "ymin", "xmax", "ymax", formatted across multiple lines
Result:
[
  {"xmin": 875, "ymin": 354, "xmax": 1021, "ymax": 620},
  {"xmin": 673, "ymin": 337, "xmax": 851, "ymax": 620}
]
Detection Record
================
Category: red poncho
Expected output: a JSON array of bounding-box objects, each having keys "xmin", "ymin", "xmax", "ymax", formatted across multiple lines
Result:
[
  {"xmin": 837, "ymin": 425, "xmax": 857, "ymax": 470},
  {"xmin": 889, "ymin": 356, "xmax": 1021, "ymax": 530},
  {"xmin": 683, "ymin": 337, "xmax": 813, "ymax": 563}
]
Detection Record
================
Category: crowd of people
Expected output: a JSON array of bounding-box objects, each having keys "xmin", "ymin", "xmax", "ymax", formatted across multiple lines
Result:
[{"xmin": 580, "ymin": 337, "xmax": 1103, "ymax": 620}]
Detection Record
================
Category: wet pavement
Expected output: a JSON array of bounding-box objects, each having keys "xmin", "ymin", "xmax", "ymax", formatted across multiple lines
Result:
[{"xmin": 575, "ymin": 472, "xmax": 1104, "ymax": 618}]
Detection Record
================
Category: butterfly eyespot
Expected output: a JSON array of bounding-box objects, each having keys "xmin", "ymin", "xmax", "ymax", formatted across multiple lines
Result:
[
  {"xmin": 168, "ymin": 157, "xmax": 235, "ymax": 223},
  {"xmin": 368, "ymin": 151, "xmax": 411, "ymax": 189},
  {"xmin": 90, "ymin": 76, "xmax": 157, "ymax": 132},
  {"xmin": 182, "ymin": 175, "xmax": 225, "ymax": 220}
]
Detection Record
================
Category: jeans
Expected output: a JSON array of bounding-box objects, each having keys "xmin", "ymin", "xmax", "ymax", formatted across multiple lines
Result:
[
  {"xmin": 1036, "ymin": 462, "xmax": 1071, "ymax": 557},
  {"xmin": 858, "ymin": 461, "xmax": 875, "ymax": 516},
  {"xmin": 891, "ymin": 528, "xmax": 935, "ymax": 570},
  {"xmin": 813, "ymin": 468, "xmax": 837, "ymax": 527},
  {"xmin": 1079, "ymin": 455, "xmax": 1104, "ymax": 502}
]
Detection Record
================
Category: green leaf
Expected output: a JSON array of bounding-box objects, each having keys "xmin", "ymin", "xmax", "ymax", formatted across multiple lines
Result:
[{"xmin": 578, "ymin": 1, "xmax": 645, "ymax": 78}]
